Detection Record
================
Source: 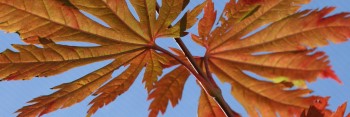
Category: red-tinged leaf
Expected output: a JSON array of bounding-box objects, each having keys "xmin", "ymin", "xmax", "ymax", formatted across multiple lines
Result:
[
  {"xmin": 303, "ymin": 101, "xmax": 349, "ymax": 117},
  {"xmin": 198, "ymin": 0, "xmax": 216, "ymax": 39},
  {"xmin": 213, "ymin": 8, "xmax": 350, "ymax": 54},
  {"xmin": 301, "ymin": 106, "xmax": 324, "ymax": 117},
  {"xmin": 209, "ymin": 59, "xmax": 323, "ymax": 117},
  {"xmin": 15, "ymin": 51, "xmax": 143, "ymax": 117},
  {"xmin": 169, "ymin": 47, "xmax": 185, "ymax": 56},
  {"xmin": 1, "ymin": 0, "xmax": 349, "ymax": 116},
  {"xmin": 320, "ymin": 67, "xmax": 342, "ymax": 84},
  {"xmin": 191, "ymin": 34, "xmax": 205, "ymax": 47},
  {"xmin": 190, "ymin": 0, "xmax": 216, "ymax": 48},
  {"xmin": 210, "ymin": 50, "xmax": 331, "ymax": 83},
  {"xmin": 87, "ymin": 52, "xmax": 148, "ymax": 116},
  {"xmin": 147, "ymin": 65, "xmax": 190, "ymax": 117},
  {"xmin": 194, "ymin": 5, "xmax": 350, "ymax": 117},
  {"xmin": 331, "ymin": 102, "xmax": 347, "ymax": 117},
  {"xmin": 22, "ymin": 36, "xmax": 40, "ymax": 44},
  {"xmin": 208, "ymin": 0, "xmax": 310, "ymax": 50},
  {"xmin": 313, "ymin": 96, "xmax": 330, "ymax": 111},
  {"xmin": 198, "ymin": 90, "xmax": 226, "ymax": 117}
]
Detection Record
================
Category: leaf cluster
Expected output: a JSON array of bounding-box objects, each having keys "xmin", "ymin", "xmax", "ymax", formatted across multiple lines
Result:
[{"xmin": 0, "ymin": 0, "xmax": 349, "ymax": 117}]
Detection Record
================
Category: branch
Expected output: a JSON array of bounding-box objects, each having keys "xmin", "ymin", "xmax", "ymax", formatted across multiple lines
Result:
[
  {"xmin": 203, "ymin": 55, "xmax": 219, "ymax": 90},
  {"xmin": 154, "ymin": 2, "xmax": 239, "ymax": 117},
  {"xmin": 153, "ymin": 46, "xmax": 208, "ymax": 85},
  {"xmin": 173, "ymin": 38, "xmax": 209, "ymax": 81},
  {"xmin": 172, "ymin": 38, "xmax": 240, "ymax": 117}
]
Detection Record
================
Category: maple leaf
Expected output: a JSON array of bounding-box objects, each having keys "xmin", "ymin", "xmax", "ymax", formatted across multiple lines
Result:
[
  {"xmin": 0, "ymin": 0, "xmax": 349, "ymax": 117},
  {"xmin": 0, "ymin": 0, "xmax": 205, "ymax": 116},
  {"xmin": 191, "ymin": 0, "xmax": 350, "ymax": 116}
]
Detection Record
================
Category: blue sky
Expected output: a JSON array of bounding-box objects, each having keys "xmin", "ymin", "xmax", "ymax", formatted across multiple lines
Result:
[{"xmin": 0, "ymin": 0, "xmax": 349, "ymax": 117}]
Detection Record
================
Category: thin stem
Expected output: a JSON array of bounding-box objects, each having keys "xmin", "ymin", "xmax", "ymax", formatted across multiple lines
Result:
[
  {"xmin": 172, "ymin": 39, "xmax": 239, "ymax": 117},
  {"xmin": 153, "ymin": 45, "xmax": 210, "ymax": 87},
  {"xmin": 203, "ymin": 55, "xmax": 219, "ymax": 89},
  {"xmin": 173, "ymin": 38, "xmax": 209, "ymax": 81},
  {"xmin": 215, "ymin": 95, "xmax": 241, "ymax": 117},
  {"xmin": 154, "ymin": 2, "xmax": 239, "ymax": 116}
]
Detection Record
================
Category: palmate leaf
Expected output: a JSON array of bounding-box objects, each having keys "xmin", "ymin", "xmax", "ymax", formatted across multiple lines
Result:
[
  {"xmin": 1, "ymin": 0, "xmax": 349, "ymax": 117},
  {"xmin": 209, "ymin": 60, "xmax": 322, "ymax": 117},
  {"xmin": 0, "ymin": 0, "xmax": 205, "ymax": 116},
  {"xmin": 69, "ymin": 0, "xmax": 202, "ymax": 39},
  {"xmin": 192, "ymin": 0, "xmax": 350, "ymax": 116}
]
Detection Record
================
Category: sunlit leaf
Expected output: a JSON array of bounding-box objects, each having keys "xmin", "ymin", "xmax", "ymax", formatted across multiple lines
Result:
[
  {"xmin": 147, "ymin": 65, "xmax": 190, "ymax": 117},
  {"xmin": 0, "ymin": 0, "xmax": 349, "ymax": 117},
  {"xmin": 15, "ymin": 51, "xmax": 143, "ymax": 117},
  {"xmin": 87, "ymin": 51, "xmax": 149, "ymax": 116},
  {"xmin": 0, "ymin": 41, "xmax": 144, "ymax": 80},
  {"xmin": 143, "ymin": 50, "xmax": 168, "ymax": 92},
  {"xmin": 0, "ymin": 0, "xmax": 134, "ymax": 45},
  {"xmin": 198, "ymin": 90, "xmax": 226, "ymax": 117},
  {"xmin": 209, "ymin": 60, "xmax": 323, "ymax": 116}
]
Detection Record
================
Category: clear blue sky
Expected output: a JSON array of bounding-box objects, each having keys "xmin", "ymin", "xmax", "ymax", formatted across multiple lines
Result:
[{"xmin": 0, "ymin": 0, "xmax": 349, "ymax": 117}]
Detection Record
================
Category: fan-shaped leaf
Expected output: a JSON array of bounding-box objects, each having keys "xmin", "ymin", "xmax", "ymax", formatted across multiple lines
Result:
[
  {"xmin": 192, "ymin": 2, "xmax": 350, "ymax": 115},
  {"xmin": 209, "ymin": 59, "xmax": 322, "ymax": 117}
]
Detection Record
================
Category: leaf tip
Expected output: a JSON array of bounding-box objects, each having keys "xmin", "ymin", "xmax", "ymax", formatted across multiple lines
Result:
[{"xmin": 319, "ymin": 67, "xmax": 342, "ymax": 84}]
